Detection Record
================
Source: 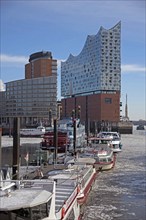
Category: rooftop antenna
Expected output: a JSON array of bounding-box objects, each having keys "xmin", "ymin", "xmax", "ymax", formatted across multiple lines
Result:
[{"xmin": 125, "ymin": 94, "xmax": 128, "ymax": 118}]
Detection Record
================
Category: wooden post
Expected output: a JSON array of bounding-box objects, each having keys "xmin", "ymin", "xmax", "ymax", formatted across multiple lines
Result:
[
  {"xmin": 86, "ymin": 96, "xmax": 89, "ymax": 146},
  {"xmin": 0, "ymin": 127, "xmax": 2, "ymax": 170},
  {"xmin": 73, "ymin": 119, "xmax": 76, "ymax": 154},
  {"xmin": 12, "ymin": 118, "xmax": 20, "ymax": 180},
  {"xmin": 53, "ymin": 119, "xmax": 58, "ymax": 164}
]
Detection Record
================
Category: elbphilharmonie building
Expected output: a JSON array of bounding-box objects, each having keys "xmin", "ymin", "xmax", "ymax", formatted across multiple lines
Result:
[{"xmin": 61, "ymin": 22, "xmax": 121, "ymax": 130}]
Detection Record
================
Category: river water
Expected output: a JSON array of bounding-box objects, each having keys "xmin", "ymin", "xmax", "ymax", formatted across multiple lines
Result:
[
  {"xmin": 81, "ymin": 127, "xmax": 146, "ymax": 220},
  {"xmin": 1, "ymin": 126, "xmax": 146, "ymax": 219}
]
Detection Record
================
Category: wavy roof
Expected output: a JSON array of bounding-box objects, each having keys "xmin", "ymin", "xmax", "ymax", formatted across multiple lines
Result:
[{"xmin": 62, "ymin": 21, "xmax": 121, "ymax": 63}]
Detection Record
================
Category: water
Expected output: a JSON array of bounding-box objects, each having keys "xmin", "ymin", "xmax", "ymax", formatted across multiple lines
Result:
[
  {"xmin": 1, "ymin": 127, "xmax": 146, "ymax": 219},
  {"xmin": 81, "ymin": 127, "xmax": 146, "ymax": 220}
]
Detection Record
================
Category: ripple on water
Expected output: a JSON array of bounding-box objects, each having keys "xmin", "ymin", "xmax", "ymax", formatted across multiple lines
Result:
[{"xmin": 81, "ymin": 132, "xmax": 146, "ymax": 220}]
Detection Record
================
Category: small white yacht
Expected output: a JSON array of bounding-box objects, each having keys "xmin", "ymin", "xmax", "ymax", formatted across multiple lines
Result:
[
  {"xmin": 97, "ymin": 131, "xmax": 122, "ymax": 153},
  {"xmin": 65, "ymin": 143, "xmax": 116, "ymax": 172}
]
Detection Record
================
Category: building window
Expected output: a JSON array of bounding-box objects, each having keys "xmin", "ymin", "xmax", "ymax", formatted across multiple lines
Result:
[{"xmin": 105, "ymin": 98, "xmax": 112, "ymax": 104}]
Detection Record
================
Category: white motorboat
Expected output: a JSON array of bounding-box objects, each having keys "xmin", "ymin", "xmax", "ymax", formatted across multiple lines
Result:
[
  {"xmin": 20, "ymin": 125, "xmax": 46, "ymax": 137},
  {"xmin": 88, "ymin": 136, "xmax": 112, "ymax": 146},
  {"xmin": 97, "ymin": 131, "xmax": 122, "ymax": 153},
  {"xmin": 0, "ymin": 168, "xmax": 81, "ymax": 220},
  {"xmin": 83, "ymin": 145, "xmax": 116, "ymax": 171},
  {"xmin": 111, "ymin": 138, "xmax": 122, "ymax": 153},
  {"xmin": 66, "ymin": 145, "xmax": 115, "ymax": 172},
  {"xmin": 47, "ymin": 164, "xmax": 97, "ymax": 205}
]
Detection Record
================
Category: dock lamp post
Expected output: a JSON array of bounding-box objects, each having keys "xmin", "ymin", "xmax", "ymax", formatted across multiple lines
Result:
[
  {"xmin": 53, "ymin": 118, "xmax": 58, "ymax": 165},
  {"xmin": 73, "ymin": 119, "xmax": 76, "ymax": 155},
  {"xmin": 0, "ymin": 127, "xmax": 2, "ymax": 186},
  {"xmin": 49, "ymin": 109, "xmax": 52, "ymax": 127},
  {"xmin": 77, "ymin": 105, "xmax": 81, "ymax": 120},
  {"xmin": 12, "ymin": 118, "xmax": 20, "ymax": 180},
  {"xmin": 71, "ymin": 109, "xmax": 76, "ymax": 155},
  {"xmin": 71, "ymin": 109, "xmax": 75, "ymax": 119},
  {"xmin": 59, "ymin": 106, "xmax": 62, "ymax": 120}
]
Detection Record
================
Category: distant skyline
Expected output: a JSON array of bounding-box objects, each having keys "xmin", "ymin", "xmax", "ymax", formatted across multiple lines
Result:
[{"xmin": 0, "ymin": 0, "xmax": 145, "ymax": 121}]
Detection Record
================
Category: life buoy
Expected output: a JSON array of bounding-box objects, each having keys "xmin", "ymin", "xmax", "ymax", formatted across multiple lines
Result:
[{"xmin": 61, "ymin": 207, "xmax": 65, "ymax": 219}]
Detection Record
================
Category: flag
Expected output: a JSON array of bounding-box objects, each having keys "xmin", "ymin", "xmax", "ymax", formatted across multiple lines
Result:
[{"xmin": 24, "ymin": 152, "xmax": 29, "ymax": 162}]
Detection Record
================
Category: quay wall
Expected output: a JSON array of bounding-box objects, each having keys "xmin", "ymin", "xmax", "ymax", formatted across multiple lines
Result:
[{"xmin": 90, "ymin": 121, "xmax": 133, "ymax": 134}]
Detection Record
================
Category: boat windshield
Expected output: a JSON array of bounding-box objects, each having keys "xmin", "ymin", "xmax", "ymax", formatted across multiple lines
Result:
[
  {"xmin": 99, "ymin": 158, "xmax": 107, "ymax": 162},
  {"xmin": 68, "ymin": 131, "xmax": 73, "ymax": 136}
]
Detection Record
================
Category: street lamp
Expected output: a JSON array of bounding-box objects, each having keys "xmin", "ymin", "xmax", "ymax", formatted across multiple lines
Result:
[
  {"xmin": 49, "ymin": 109, "xmax": 52, "ymax": 127},
  {"xmin": 77, "ymin": 105, "xmax": 81, "ymax": 119},
  {"xmin": 71, "ymin": 109, "xmax": 75, "ymax": 119},
  {"xmin": 71, "ymin": 109, "xmax": 76, "ymax": 155},
  {"xmin": 53, "ymin": 118, "xmax": 58, "ymax": 164},
  {"xmin": 59, "ymin": 106, "xmax": 62, "ymax": 120}
]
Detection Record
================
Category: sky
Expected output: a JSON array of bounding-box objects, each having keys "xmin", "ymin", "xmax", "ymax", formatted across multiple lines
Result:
[{"xmin": 0, "ymin": 0, "xmax": 145, "ymax": 121}]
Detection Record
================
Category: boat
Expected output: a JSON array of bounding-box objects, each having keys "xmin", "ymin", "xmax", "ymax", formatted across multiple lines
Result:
[
  {"xmin": 136, "ymin": 124, "xmax": 145, "ymax": 130},
  {"xmin": 0, "ymin": 168, "xmax": 81, "ymax": 220},
  {"xmin": 40, "ymin": 130, "xmax": 68, "ymax": 153},
  {"xmin": 83, "ymin": 144, "xmax": 116, "ymax": 171},
  {"xmin": 97, "ymin": 131, "xmax": 122, "ymax": 153},
  {"xmin": 47, "ymin": 152, "xmax": 68, "ymax": 164},
  {"xmin": 20, "ymin": 125, "xmax": 46, "ymax": 137},
  {"xmin": 111, "ymin": 138, "xmax": 122, "ymax": 153},
  {"xmin": 47, "ymin": 164, "xmax": 97, "ymax": 205},
  {"xmin": 42, "ymin": 118, "xmax": 86, "ymax": 153},
  {"xmin": 88, "ymin": 136, "xmax": 112, "ymax": 146},
  {"xmin": 58, "ymin": 118, "xmax": 86, "ymax": 152},
  {"xmin": 66, "ymin": 144, "xmax": 116, "ymax": 172}
]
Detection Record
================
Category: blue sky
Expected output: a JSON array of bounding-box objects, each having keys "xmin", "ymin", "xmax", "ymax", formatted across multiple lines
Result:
[{"xmin": 0, "ymin": 0, "xmax": 145, "ymax": 121}]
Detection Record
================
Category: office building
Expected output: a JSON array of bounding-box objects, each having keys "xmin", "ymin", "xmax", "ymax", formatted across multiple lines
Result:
[
  {"xmin": 0, "ymin": 80, "xmax": 6, "ymax": 124},
  {"xmin": 25, "ymin": 51, "xmax": 57, "ymax": 79},
  {"xmin": 5, "ymin": 76, "xmax": 57, "ymax": 126},
  {"xmin": 1, "ymin": 51, "xmax": 57, "ymax": 127}
]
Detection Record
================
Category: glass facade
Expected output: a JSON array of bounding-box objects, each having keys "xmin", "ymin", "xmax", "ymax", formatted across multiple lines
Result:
[
  {"xmin": 5, "ymin": 76, "xmax": 57, "ymax": 125},
  {"xmin": 0, "ymin": 91, "xmax": 6, "ymax": 124},
  {"xmin": 61, "ymin": 22, "xmax": 121, "ymax": 97}
]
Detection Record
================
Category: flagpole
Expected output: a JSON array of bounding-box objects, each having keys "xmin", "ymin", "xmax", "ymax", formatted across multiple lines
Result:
[
  {"xmin": 24, "ymin": 152, "xmax": 29, "ymax": 172},
  {"xmin": 26, "ymin": 159, "xmax": 28, "ymax": 171}
]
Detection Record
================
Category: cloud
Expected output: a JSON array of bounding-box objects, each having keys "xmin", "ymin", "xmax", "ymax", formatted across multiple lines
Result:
[
  {"xmin": 121, "ymin": 64, "xmax": 146, "ymax": 73},
  {"xmin": 0, "ymin": 54, "xmax": 28, "ymax": 64},
  {"xmin": 0, "ymin": 79, "xmax": 5, "ymax": 91},
  {"xmin": 1, "ymin": 54, "xmax": 64, "ymax": 67},
  {"xmin": 1, "ymin": 54, "xmax": 145, "ymax": 75},
  {"xmin": 27, "ymin": 0, "xmax": 145, "ymax": 26}
]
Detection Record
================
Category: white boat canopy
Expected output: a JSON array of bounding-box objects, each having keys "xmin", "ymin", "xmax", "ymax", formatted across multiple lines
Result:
[{"xmin": 0, "ymin": 189, "xmax": 52, "ymax": 211}]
